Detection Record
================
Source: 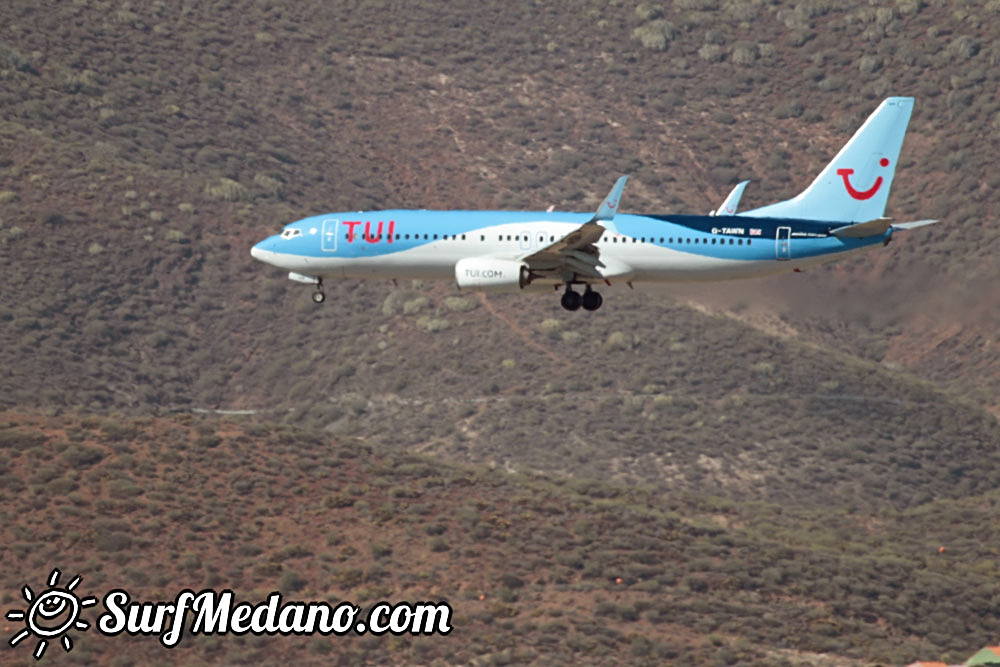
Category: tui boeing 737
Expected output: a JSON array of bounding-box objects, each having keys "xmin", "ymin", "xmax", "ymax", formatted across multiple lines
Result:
[{"xmin": 251, "ymin": 97, "xmax": 936, "ymax": 311}]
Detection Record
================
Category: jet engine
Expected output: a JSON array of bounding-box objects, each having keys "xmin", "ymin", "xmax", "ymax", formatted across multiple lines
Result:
[{"xmin": 454, "ymin": 258, "xmax": 530, "ymax": 292}]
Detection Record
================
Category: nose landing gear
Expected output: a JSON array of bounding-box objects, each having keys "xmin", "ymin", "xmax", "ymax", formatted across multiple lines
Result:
[{"xmin": 312, "ymin": 278, "xmax": 326, "ymax": 304}]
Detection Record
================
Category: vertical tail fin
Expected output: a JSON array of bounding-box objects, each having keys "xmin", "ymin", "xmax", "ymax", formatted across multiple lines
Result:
[{"xmin": 743, "ymin": 97, "xmax": 914, "ymax": 223}]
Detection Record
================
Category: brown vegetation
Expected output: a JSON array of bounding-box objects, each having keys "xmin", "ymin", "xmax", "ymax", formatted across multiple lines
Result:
[
  {"xmin": 1, "ymin": 412, "xmax": 998, "ymax": 665},
  {"xmin": 1, "ymin": 0, "xmax": 999, "ymax": 663}
]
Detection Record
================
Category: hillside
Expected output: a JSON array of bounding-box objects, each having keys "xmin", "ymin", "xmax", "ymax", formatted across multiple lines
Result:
[
  {"xmin": 1, "ymin": 0, "xmax": 999, "ymax": 664},
  {"xmin": 4, "ymin": 270, "xmax": 998, "ymax": 510},
  {"xmin": 0, "ymin": 0, "xmax": 998, "ymax": 414},
  {"xmin": 1, "ymin": 413, "xmax": 998, "ymax": 665}
]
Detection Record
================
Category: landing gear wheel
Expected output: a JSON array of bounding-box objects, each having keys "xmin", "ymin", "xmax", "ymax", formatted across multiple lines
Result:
[
  {"xmin": 312, "ymin": 290, "xmax": 326, "ymax": 304},
  {"xmin": 581, "ymin": 289, "xmax": 603, "ymax": 311},
  {"xmin": 560, "ymin": 288, "xmax": 582, "ymax": 311}
]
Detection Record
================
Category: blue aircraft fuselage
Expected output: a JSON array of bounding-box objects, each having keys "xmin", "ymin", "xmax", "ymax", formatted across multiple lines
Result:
[{"xmin": 251, "ymin": 210, "xmax": 887, "ymax": 283}]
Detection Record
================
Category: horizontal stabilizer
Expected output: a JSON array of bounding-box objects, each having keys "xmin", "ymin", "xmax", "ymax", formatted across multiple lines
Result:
[
  {"xmin": 831, "ymin": 218, "xmax": 892, "ymax": 239},
  {"xmin": 892, "ymin": 219, "xmax": 939, "ymax": 231}
]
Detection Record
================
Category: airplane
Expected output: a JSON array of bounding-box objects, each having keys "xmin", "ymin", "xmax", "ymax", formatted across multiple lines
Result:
[{"xmin": 251, "ymin": 97, "xmax": 937, "ymax": 311}]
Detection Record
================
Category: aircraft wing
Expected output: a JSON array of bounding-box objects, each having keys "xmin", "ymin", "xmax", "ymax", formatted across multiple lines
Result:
[
  {"xmin": 517, "ymin": 176, "xmax": 632, "ymax": 280},
  {"xmin": 519, "ymin": 220, "xmax": 607, "ymax": 278}
]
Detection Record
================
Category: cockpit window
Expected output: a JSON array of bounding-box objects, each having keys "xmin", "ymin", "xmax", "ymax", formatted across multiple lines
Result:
[{"xmin": 280, "ymin": 228, "xmax": 302, "ymax": 239}]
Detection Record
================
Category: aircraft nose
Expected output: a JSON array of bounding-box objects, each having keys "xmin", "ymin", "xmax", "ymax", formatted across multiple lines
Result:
[{"xmin": 250, "ymin": 237, "xmax": 274, "ymax": 262}]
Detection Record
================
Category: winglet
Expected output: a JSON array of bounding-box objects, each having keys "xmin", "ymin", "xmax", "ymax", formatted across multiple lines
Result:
[
  {"xmin": 713, "ymin": 180, "xmax": 750, "ymax": 216},
  {"xmin": 594, "ymin": 175, "xmax": 629, "ymax": 222}
]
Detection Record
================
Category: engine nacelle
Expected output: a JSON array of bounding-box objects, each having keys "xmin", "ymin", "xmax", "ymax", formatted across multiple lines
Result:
[
  {"xmin": 288, "ymin": 272, "xmax": 320, "ymax": 285},
  {"xmin": 454, "ymin": 257, "xmax": 530, "ymax": 292}
]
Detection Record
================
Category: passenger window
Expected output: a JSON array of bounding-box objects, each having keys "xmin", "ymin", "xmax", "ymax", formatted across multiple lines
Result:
[
  {"xmin": 711, "ymin": 238, "xmax": 716, "ymax": 244},
  {"xmin": 747, "ymin": 239, "xmax": 752, "ymax": 245},
  {"xmin": 738, "ymin": 238, "xmax": 742, "ymax": 245}
]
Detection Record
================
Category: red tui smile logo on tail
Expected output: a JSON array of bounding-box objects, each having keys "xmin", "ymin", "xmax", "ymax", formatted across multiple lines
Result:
[{"xmin": 837, "ymin": 157, "xmax": 890, "ymax": 200}]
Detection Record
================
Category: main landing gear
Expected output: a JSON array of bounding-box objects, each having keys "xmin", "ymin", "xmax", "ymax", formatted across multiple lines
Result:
[
  {"xmin": 561, "ymin": 284, "xmax": 603, "ymax": 312},
  {"xmin": 312, "ymin": 278, "xmax": 326, "ymax": 304}
]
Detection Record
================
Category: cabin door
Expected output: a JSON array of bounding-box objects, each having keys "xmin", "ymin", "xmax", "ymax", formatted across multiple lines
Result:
[
  {"xmin": 322, "ymin": 218, "xmax": 339, "ymax": 252},
  {"xmin": 776, "ymin": 226, "xmax": 791, "ymax": 260}
]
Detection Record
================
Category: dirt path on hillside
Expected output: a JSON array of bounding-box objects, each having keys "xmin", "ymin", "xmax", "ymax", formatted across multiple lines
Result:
[{"xmin": 476, "ymin": 293, "xmax": 570, "ymax": 367}]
